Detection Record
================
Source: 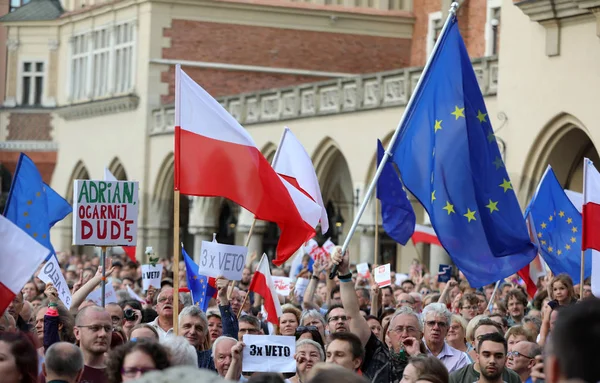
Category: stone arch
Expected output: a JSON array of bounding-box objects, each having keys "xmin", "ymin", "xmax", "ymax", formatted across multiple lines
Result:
[
  {"xmin": 261, "ymin": 142, "xmax": 278, "ymax": 164},
  {"xmin": 65, "ymin": 160, "xmax": 90, "ymax": 203},
  {"xmin": 520, "ymin": 113, "xmax": 600, "ymax": 201},
  {"xmin": 107, "ymin": 157, "xmax": 128, "ymax": 180},
  {"xmin": 312, "ymin": 137, "xmax": 353, "ymax": 244}
]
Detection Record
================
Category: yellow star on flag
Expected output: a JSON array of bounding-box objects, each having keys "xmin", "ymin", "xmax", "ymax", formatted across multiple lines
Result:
[
  {"xmin": 559, "ymin": 211, "xmax": 565, "ymax": 217},
  {"xmin": 486, "ymin": 200, "xmax": 499, "ymax": 213},
  {"xmin": 42, "ymin": 234, "xmax": 47, "ymax": 239},
  {"xmin": 192, "ymin": 275, "xmax": 198, "ymax": 280},
  {"xmin": 431, "ymin": 190, "xmax": 436, "ymax": 203},
  {"xmin": 464, "ymin": 208, "xmax": 477, "ymax": 222},
  {"xmin": 572, "ymin": 226, "xmax": 578, "ymax": 233},
  {"xmin": 27, "ymin": 200, "xmax": 32, "ymax": 205},
  {"xmin": 434, "ymin": 120, "xmax": 443, "ymax": 133},
  {"xmin": 36, "ymin": 191, "xmax": 41, "ymax": 197},
  {"xmin": 23, "ymin": 212, "xmax": 28, "ymax": 217},
  {"xmin": 451, "ymin": 106, "xmax": 465, "ymax": 120},
  {"xmin": 571, "ymin": 237, "xmax": 577, "ymax": 243},
  {"xmin": 33, "ymin": 232, "xmax": 38, "ymax": 238},
  {"xmin": 541, "ymin": 240, "xmax": 547, "ymax": 245},
  {"xmin": 557, "ymin": 249, "xmax": 562, "ymax": 255},
  {"xmin": 487, "ymin": 132, "xmax": 496, "ymax": 143},
  {"xmin": 25, "ymin": 223, "xmax": 31, "ymax": 229},
  {"xmin": 443, "ymin": 201, "xmax": 455, "ymax": 215},
  {"xmin": 541, "ymin": 222, "xmax": 547, "ymax": 229},
  {"xmin": 477, "ymin": 110, "xmax": 487, "ymax": 123},
  {"xmin": 499, "ymin": 179, "xmax": 513, "ymax": 193},
  {"xmin": 565, "ymin": 244, "xmax": 571, "ymax": 250},
  {"xmin": 549, "ymin": 216, "xmax": 553, "ymax": 222},
  {"xmin": 548, "ymin": 246, "xmax": 553, "ymax": 253},
  {"xmin": 567, "ymin": 218, "xmax": 573, "ymax": 224},
  {"xmin": 493, "ymin": 157, "xmax": 504, "ymax": 170},
  {"xmin": 537, "ymin": 232, "xmax": 542, "ymax": 238}
]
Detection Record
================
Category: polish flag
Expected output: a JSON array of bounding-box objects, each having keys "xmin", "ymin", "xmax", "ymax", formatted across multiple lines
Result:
[
  {"xmin": 249, "ymin": 254, "xmax": 282, "ymax": 325},
  {"xmin": 0, "ymin": 214, "xmax": 50, "ymax": 315},
  {"xmin": 104, "ymin": 168, "xmax": 136, "ymax": 262},
  {"xmin": 412, "ymin": 224, "xmax": 441, "ymax": 246},
  {"xmin": 273, "ymin": 127, "xmax": 329, "ymax": 233},
  {"xmin": 174, "ymin": 66, "xmax": 315, "ymax": 265},
  {"xmin": 582, "ymin": 158, "xmax": 600, "ymax": 296}
]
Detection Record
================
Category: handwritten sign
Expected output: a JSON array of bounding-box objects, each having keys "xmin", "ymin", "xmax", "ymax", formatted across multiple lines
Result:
[
  {"xmin": 304, "ymin": 239, "xmax": 319, "ymax": 255},
  {"xmin": 374, "ymin": 264, "xmax": 391, "ymax": 287},
  {"xmin": 38, "ymin": 256, "xmax": 72, "ymax": 309},
  {"xmin": 272, "ymin": 277, "xmax": 292, "ymax": 296},
  {"xmin": 198, "ymin": 241, "xmax": 247, "ymax": 280},
  {"xmin": 73, "ymin": 180, "xmax": 139, "ymax": 246},
  {"xmin": 242, "ymin": 335, "xmax": 296, "ymax": 373},
  {"xmin": 86, "ymin": 279, "xmax": 117, "ymax": 306},
  {"xmin": 141, "ymin": 264, "xmax": 163, "ymax": 291},
  {"xmin": 438, "ymin": 264, "xmax": 453, "ymax": 283}
]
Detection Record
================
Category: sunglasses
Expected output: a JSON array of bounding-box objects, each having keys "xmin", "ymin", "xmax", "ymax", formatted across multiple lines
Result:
[{"xmin": 295, "ymin": 326, "xmax": 318, "ymax": 336}]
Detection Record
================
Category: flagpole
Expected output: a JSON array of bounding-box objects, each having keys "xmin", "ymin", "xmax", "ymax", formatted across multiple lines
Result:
[
  {"xmin": 374, "ymin": 195, "xmax": 380, "ymax": 265},
  {"xmin": 173, "ymin": 190, "xmax": 180, "ymax": 335},
  {"xmin": 238, "ymin": 253, "xmax": 263, "ymax": 319},
  {"xmin": 229, "ymin": 218, "xmax": 258, "ymax": 297},
  {"xmin": 486, "ymin": 280, "xmax": 500, "ymax": 313},
  {"xmin": 100, "ymin": 246, "xmax": 107, "ymax": 307},
  {"xmin": 330, "ymin": 2, "xmax": 460, "ymax": 279},
  {"xmin": 581, "ymin": 160, "xmax": 588, "ymax": 299}
]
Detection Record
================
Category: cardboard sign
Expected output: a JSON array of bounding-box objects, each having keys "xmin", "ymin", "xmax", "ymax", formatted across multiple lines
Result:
[
  {"xmin": 126, "ymin": 285, "xmax": 145, "ymax": 303},
  {"xmin": 198, "ymin": 241, "xmax": 247, "ymax": 280},
  {"xmin": 141, "ymin": 264, "xmax": 163, "ymax": 291},
  {"xmin": 86, "ymin": 279, "xmax": 118, "ymax": 306},
  {"xmin": 242, "ymin": 335, "xmax": 296, "ymax": 373},
  {"xmin": 438, "ymin": 264, "xmax": 453, "ymax": 283},
  {"xmin": 38, "ymin": 256, "xmax": 72, "ymax": 309},
  {"xmin": 272, "ymin": 276, "xmax": 292, "ymax": 296},
  {"xmin": 73, "ymin": 180, "xmax": 139, "ymax": 246},
  {"xmin": 294, "ymin": 277, "xmax": 310, "ymax": 299},
  {"xmin": 374, "ymin": 264, "xmax": 392, "ymax": 287},
  {"xmin": 356, "ymin": 262, "xmax": 371, "ymax": 278}
]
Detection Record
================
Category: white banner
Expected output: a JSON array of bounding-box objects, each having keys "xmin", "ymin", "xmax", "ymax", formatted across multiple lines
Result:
[
  {"xmin": 272, "ymin": 276, "xmax": 292, "ymax": 296},
  {"xmin": 294, "ymin": 277, "xmax": 310, "ymax": 299},
  {"xmin": 322, "ymin": 238, "xmax": 336, "ymax": 255},
  {"xmin": 374, "ymin": 264, "xmax": 391, "ymax": 287},
  {"xmin": 38, "ymin": 256, "xmax": 72, "ymax": 309},
  {"xmin": 73, "ymin": 180, "xmax": 139, "ymax": 246},
  {"xmin": 126, "ymin": 285, "xmax": 145, "ymax": 303},
  {"xmin": 198, "ymin": 241, "xmax": 247, "ymax": 280},
  {"xmin": 141, "ymin": 264, "xmax": 163, "ymax": 291},
  {"xmin": 86, "ymin": 279, "xmax": 118, "ymax": 306},
  {"xmin": 242, "ymin": 335, "xmax": 296, "ymax": 373}
]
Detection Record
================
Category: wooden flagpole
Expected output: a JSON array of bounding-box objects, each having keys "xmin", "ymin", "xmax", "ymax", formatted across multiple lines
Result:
[
  {"xmin": 173, "ymin": 190, "xmax": 180, "ymax": 335},
  {"xmin": 238, "ymin": 252, "xmax": 263, "ymax": 319},
  {"xmin": 229, "ymin": 218, "xmax": 257, "ymax": 298}
]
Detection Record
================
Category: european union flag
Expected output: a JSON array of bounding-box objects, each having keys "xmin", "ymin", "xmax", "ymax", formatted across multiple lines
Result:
[
  {"xmin": 3, "ymin": 153, "xmax": 71, "ymax": 259},
  {"xmin": 526, "ymin": 166, "xmax": 590, "ymax": 284},
  {"xmin": 376, "ymin": 139, "xmax": 415, "ymax": 245},
  {"xmin": 183, "ymin": 247, "xmax": 218, "ymax": 311},
  {"xmin": 391, "ymin": 18, "xmax": 537, "ymax": 287}
]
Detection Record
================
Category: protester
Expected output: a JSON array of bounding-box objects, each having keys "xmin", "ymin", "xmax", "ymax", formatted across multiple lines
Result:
[
  {"xmin": 401, "ymin": 355, "xmax": 450, "ymax": 383},
  {"xmin": 278, "ymin": 306, "xmax": 301, "ymax": 336},
  {"xmin": 0, "ymin": 331, "xmax": 38, "ymax": 383},
  {"xmin": 212, "ymin": 336, "xmax": 237, "ymax": 378},
  {"xmin": 446, "ymin": 315, "xmax": 470, "ymax": 358},
  {"xmin": 325, "ymin": 332, "xmax": 364, "ymax": 372},
  {"xmin": 324, "ymin": 304, "xmax": 349, "ymax": 334},
  {"xmin": 149, "ymin": 287, "xmax": 181, "ymax": 338},
  {"xmin": 42, "ymin": 342, "xmax": 85, "ymax": 383},
  {"xmin": 458, "ymin": 294, "xmax": 479, "ymax": 322},
  {"xmin": 473, "ymin": 333, "xmax": 507, "ymax": 383},
  {"xmin": 207, "ymin": 311, "xmax": 224, "ymax": 343},
  {"xmin": 506, "ymin": 341, "xmax": 541, "ymax": 383},
  {"xmin": 161, "ymin": 336, "xmax": 199, "ymax": 366},
  {"xmin": 505, "ymin": 290, "xmax": 528, "ymax": 327},
  {"xmin": 295, "ymin": 325, "xmax": 325, "ymax": 351},
  {"xmin": 129, "ymin": 324, "xmax": 159, "ymax": 341},
  {"xmin": 72, "ymin": 306, "xmax": 113, "ymax": 382},
  {"xmin": 0, "ymin": 311, "xmax": 16, "ymax": 332},
  {"xmin": 548, "ymin": 274, "xmax": 576, "ymax": 307},
  {"xmin": 289, "ymin": 339, "xmax": 325, "ymax": 383},
  {"xmin": 105, "ymin": 339, "xmax": 171, "ymax": 382}
]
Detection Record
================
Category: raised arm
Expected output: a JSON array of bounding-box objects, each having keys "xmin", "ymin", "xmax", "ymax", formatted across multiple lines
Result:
[
  {"xmin": 303, "ymin": 258, "xmax": 325, "ymax": 310},
  {"xmin": 70, "ymin": 259, "xmax": 115, "ymax": 314},
  {"xmin": 331, "ymin": 247, "xmax": 372, "ymax": 347}
]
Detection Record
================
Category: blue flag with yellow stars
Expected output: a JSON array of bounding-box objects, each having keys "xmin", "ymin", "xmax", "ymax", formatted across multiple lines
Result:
[
  {"xmin": 377, "ymin": 139, "xmax": 415, "ymax": 245},
  {"xmin": 3, "ymin": 153, "xmax": 71, "ymax": 259},
  {"xmin": 526, "ymin": 166, "xmax": 590, "ymax": 284},
  {"xmin": 183, "ymin": 247, "xmax": 218, "ymax": 311},
  {"xmin": 391, "ymin": 18, "xmax": 537, "ymax": 287}
]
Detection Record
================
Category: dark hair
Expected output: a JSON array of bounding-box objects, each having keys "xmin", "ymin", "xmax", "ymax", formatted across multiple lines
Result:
[
  {"xmin": 532, "ymin": 290, "xmax": 548, "ymax": 311},
  {"xmin": 0, "ymin": 332, "xmax": 38, "ymax": 383},
  {"xmin": 308, "ymin": 367, "xmax": 369, "ymax": 383},
  {"xmin": 357, "ymin": 288, "xmax": 370, "ymax": 300},
  {"xmin": 45, "ymin": 342, "xmax": 84, "ymax": 379},
  {"xmin": 239, "ymin": 315, "xmax": 261, "ymax": 330},
  {"xmin": 488, "ymin": 314, "xmax": 508, "ymax": 332},
  {"xmin": 505, "ymin": 289, "xmax": 528, "ymax": 307},
  {"xmin": 402, "ymin": 279, "xmax": 416, "ymax": 287},
  {"xmin": 330, "ymin": 285, "xmax": 341, "ymax": 300},
  {"xmin": 458, "ymin": 293, "xmax": 479, "ymax": 309},
  {"xmin": 119, "ymin": 300, "xmax": 143, "ymax": 312},
  {"xmin": 550, "ymin": 274, "xmax": 576, "ymax": 303},
  {"xmin": 248, "ymin": 372, "xmax": 286, "ymax": 383},
  {"xmin": 551, "ymin": 297, "xmax": 600, "ymax": 382},
  {"xmin": 417, "ymin": 373, "xmax": 448, "ymax": 383},
  {"xmin": 477, "ymin": 332, "xmax": 507, "ymax": 354},
  {"xmin": 365, "ymin": 315, "xmax": 380, "ymax": 323},
  {"xmin": 409, "ymin": 355, "xmax": 449, "ymax": 383},
  {"xmin": 379, "ymin": 307, "xmax": 396, "ymax": 322},
  {"xmin": 141, "ymin": 308, "xmax": 158, "ymax": 323},
  {"xmin": 328, "ymin": 332, "xmax": 364, "ymax": 362},
  {"xmin": 106, "ymin": 339, "xmax": 171, "ymax": 383},
  {"xmin": 473, "ymin": 318, "xmax": 503, "ymax": 337},
  {"xmin": 325, "ymin": 304, "xmax": 345, "ymax": 321},
  {"xmin": 294, "ymin": 326, "xmax": 325, "ymax": 350}
]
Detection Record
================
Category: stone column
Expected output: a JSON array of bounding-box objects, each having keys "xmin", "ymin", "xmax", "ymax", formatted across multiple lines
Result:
[
  {"xmin": 359, "ymin": 225, "xmax": 375, "ymax": 264},
  {"xmin": 4, "ymin": 39, "xmax": 19, "ymax": 107},
  {"xmin": 142, "ymin": 225, "xmax": 170, "ymax": 263},
  {"xmin": 190, "ymin": 226, "xmax": 217, "ymax": 265},
  {"xmin": 236, "ymin": 208, "xmax": 266, "ymax": 257},
  {"xmin": 47, "ymin": 39, "xmax": 59, "ymax": 107}
]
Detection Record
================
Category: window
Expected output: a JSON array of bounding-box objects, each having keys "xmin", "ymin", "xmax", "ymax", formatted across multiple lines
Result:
[
  {"xmin": 10, "ymin": 0, "xmax": 30, "ymax": 12},
  {"xmin": 485, "ymin": 0, "xmax": 502, "ymax": 56},
  {"xmin": 20, "ymin": 61, "xmax": 44, "ymax": 106},
  {"xmin": 69, "ymin": 21, "xmax": 136, "ymax": 101},
  {"xmin": 426, "ymin": 12, "xmax": 443, "ymax": 58}
]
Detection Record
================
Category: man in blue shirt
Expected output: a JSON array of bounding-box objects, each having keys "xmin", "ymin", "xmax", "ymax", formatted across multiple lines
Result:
[{"xmin": 506, "ymin": 341, "xmax": 541, "ymax": 383}]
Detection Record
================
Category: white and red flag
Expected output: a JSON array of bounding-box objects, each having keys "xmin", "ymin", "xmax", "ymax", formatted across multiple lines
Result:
[
  {"xmin": 583, "ymin": 158, "xmax": 600, "ymax": 296},
  {"xmin": 412, "ymin": 224, "xmax": 442, "ymax": 246},
  {"xmin": 174, "ymin": 66, "xmax": 315, "ymax": 265},
  {"xmin": 272, "ymin": 127, "xmax": 329, "ymax": 233},
  {"xmin": 248, "ymin": 254, "xmax": 282, "ymax": 325},
  {"xmin": 0, "ymin": 214, "xmax": 49, "ymax": 315},
  {"xmin": 104, "ymin": 167, "xmax": 136, "ymax": 262}
]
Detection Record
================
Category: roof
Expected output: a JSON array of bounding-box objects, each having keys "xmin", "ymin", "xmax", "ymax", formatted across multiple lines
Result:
[{"xmin": 0, "ymin": 0, "xmax": 64, "ymax": 22}]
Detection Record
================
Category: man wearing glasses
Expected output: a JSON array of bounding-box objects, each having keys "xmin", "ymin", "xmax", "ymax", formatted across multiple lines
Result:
[
  {"xmin": 422, "ymin": 303, "xmax": 469, "ymax": 373},
  {"xmin": 149, "ymin": 287, "xmax": 183, "ymax": 339},
  {"xmin": 505, "ymin": 341, "xmax": 541, "ymax": 383},
  {"xmin": 73, "ymin": 306, "xmax": 113, "ymax": 383},
  {"xmin": 325, "ymin": 304, "xmax": 349, "ymax": 334}
]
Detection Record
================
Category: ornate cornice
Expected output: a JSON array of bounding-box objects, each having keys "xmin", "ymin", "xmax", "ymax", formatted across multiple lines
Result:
[
  {"xmin": 150, "ymin": 56, "xmax": 498, "ymax": 135},
  {"xmin": 57, "ymin": 95, "xmax": 139, "ymax": 121},
  {"xmin": 0, "ymin": 140, "xmax": 58, "ymax": 151}
]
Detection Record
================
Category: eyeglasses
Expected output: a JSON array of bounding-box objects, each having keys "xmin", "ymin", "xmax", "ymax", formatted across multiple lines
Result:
[
  {"xmin": 295, "ymin": 326, "xmax": 318, "ymax": 335},
  {"xmin": 77, "ymin": 324, "xmax": 113, "ymax": 333},
  {"xmin": 239, "ymin": 327, "xmax": 260, "ymax": 335},
  {"xmin": 425, "ymin": 321, "xmax": 448, "ymax": 328},
  {"xmin": 157, "ymin": 296, "xmax": 173, "ymax": 303},
  {"xmin": 328, "ymin": 315, "xmax": 348, "ymax": 323},
  {"xmin": 462, "ymin": 306, "xmax": 478, "ymax": 310},
  {"xmin": 121, "ymin": 367, "xmax": 156, "ymax": 377},
  {"xmin": 389, "ymin": 326, "xmax": 418, "ymax": 334},
  {"xmin": 507, "ymin": 351, "xmax": 533, "ymax": 359}
]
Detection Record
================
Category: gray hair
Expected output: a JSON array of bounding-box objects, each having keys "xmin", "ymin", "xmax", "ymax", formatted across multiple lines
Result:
[
  {"xmin": 160, "ymin": 336, "xmax": 198, "ymax": 366},
  {"xmin": 300, "ymin": 309, "xmax": 326, "ymax": 328},
  {"xmin": 45, "ymin": 342, "xmax": 84, "ymax": 379},
  {"xmin": 522, "ymin": 315, "xmax": 542, "ymax": 333},
  {"xmin": 181, "ymin": 292, "xmax": 193, "ymax": 308},
  {"xmin": 211, "ymin": 336, "xmax": 237, "ymax": 358},
  {"xmin": 178, "ymin": 305, "xmax": 208, "ymax": 335},
  {"xmin": 421, "ymin": 302, "xmax": 452, "ymax": 327},
  {"xmin": 296, "ymin": 339, "xmax": 324, "ymax": 361},
  {"xmin": 389, "ymin": 306, "xmax": 423, "ymax": 332}
]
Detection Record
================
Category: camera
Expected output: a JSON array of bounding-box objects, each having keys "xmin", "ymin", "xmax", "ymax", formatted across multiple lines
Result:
[{"xmin": 124, "ymin": 308, "xmax": 138, "ymax": 322}]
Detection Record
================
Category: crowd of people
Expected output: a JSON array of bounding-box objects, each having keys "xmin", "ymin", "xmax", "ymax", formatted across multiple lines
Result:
[{"xmin": 0, "ymin": 246, "xmax": 599, "ymax": 383}]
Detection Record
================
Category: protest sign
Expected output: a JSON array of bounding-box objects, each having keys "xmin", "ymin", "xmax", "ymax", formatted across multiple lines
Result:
[
  {"xmin": 86, "ymin": 279, "xmax": 117, "ymax": 306},
  {"xmin": 38, "ymin": 256, "xmax": 72, "ymax": 309},
  {"xmin": 198, "ymin": 241, "xmax": 247, "ymax": 280},
  {"xmin": 322, "ymin": 238, "xmax": 336, "ymax": 255},
  {"xmin": 272, "ymin": 276, "xmax": 292, "ymax": 296},
  {"xmin": 294, "ymin": 277, "xmax": 310, "ymax": 299},
  {"xmin": 73, "ymin": 180, "xmax": 139, "ymax": 246},
  {"xmin": 356, "ymin": 263, "xmax": 371, "ymax": 279},
  {"xmin": 126, "ymin": 285, "xmax": 145, "ymax": 303},
  {"xmin": 242, "ymin": 335, "xmax": 296, "ymax": 373},
  {"xmin": 304, "ymin": 239, "xmax": 319, "ymax": 255},
  {"xmin": 438, "ymin": 264, "xmax": 453, "ymax": 283},
  {"xmin": 374, "ymin": 264, "xmax": 392, "ymax": 287},
  {"xmin": 141, "ymin": 264, "xmax": 163, "ymax": 290}
]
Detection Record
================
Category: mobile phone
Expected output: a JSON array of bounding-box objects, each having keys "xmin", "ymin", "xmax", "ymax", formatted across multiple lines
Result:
[{"xmin": 548, "ymin": 300, "xmax": 558, "ymax": 310}]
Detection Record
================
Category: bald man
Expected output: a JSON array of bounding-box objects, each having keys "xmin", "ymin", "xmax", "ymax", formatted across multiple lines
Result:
[
  {"xmin": 73, "ymin": 306, "xmax": 112, "ymax": 382},
  {"xmin": 507, "ymin": 341, "xmax": 541, "ymax": 383},
  {"xmin": 43, "ymin": 342, "xmax": 85, "ymax": 383}
]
